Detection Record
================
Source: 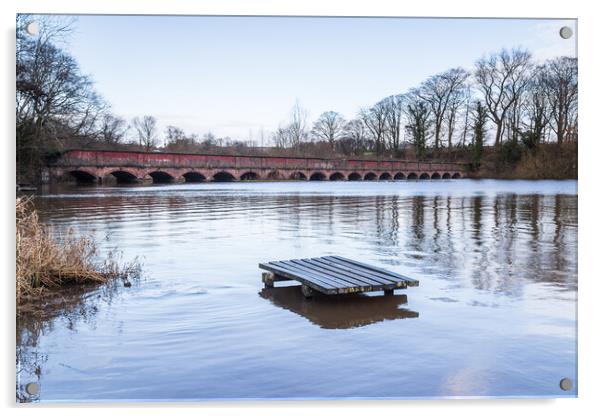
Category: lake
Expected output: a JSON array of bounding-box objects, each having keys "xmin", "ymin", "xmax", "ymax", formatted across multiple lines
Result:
[{"xmin": 17, "ymin": 179, "xmax": 578, "ymax": 401}]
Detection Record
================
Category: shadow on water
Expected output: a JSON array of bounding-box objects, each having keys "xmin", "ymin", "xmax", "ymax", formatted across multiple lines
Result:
[{"xmin": 259, "ymin": 286, "xmax": 418, "ymax": 329}]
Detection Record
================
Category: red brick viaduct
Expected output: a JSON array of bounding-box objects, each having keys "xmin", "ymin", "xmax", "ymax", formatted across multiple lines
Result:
[{"xmin": 47, "ymin": 149, "xmax": 466, "ymax": 184}]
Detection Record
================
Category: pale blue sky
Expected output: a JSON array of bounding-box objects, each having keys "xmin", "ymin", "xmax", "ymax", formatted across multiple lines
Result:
[{"xmin": 55, "ymin": 15, "xmax": 576, "ymax": 143}]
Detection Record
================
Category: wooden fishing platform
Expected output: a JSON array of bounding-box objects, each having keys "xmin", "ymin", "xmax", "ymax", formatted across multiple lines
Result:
[{"xmin": 259, "ymin": 255, "xmax": 419, "ymax": 298}]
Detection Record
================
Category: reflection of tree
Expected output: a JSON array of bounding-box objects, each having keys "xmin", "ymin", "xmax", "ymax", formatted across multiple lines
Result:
[
  {"xmin": 409, "ymin": 196, "xmax": 425, "ymax": 256},
  {"xmin": 374, "ymin": 196, "xmax": 399, "ymax": 251},
  {"xmin": 37, "ymin": 187, "xmax": 577, "ymax": 300},
  {"xmin": 432, "ymin": 196, "xmax": 441, "ymax": 254},
  {"xmin": 265, "ymin": 191, "xmax": 578, "ymax": 297}
]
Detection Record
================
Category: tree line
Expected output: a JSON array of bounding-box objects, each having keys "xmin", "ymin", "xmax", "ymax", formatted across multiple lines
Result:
[
  {"xmin": 16, "ymin": 15, "xmax": 577, "ymax": 182},
  {"xmin": 275, "ymin": 49, "xmax": 576, "ymax": 169}
]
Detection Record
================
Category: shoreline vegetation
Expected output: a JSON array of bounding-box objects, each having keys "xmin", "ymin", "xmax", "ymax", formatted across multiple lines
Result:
[
  {"xmin": 468, "ymin": 142, "xmax": 577, "ymax": 180},
  {"xmin": 16, "ymin": 16, "xmax": 577, "ymax": 185},
  {"xmin": 16, "ymin": 197, "xmax": 140, "ymax": 313}
]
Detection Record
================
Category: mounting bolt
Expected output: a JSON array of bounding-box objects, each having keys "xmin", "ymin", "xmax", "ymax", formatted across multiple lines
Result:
[
  {"xmin": 559, "ymin": 26, "xmax": 573, "ymax": 39},
  {"xmin": 25, "ymin": 382, "xmax": 39, "ymax": 395},
  {"xmin": 25, "ymin": 22, "xmax": 39, "ymax": 36},
  {"xmin": 559, "ymin": 377, "xmax": 573, "ymax": 391}
]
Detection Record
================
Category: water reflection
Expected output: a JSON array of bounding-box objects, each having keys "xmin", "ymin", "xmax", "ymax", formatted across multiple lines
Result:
[
  {"xmin": 18, "ymin": 180, "xmax": 577, "ymax": 400},
  {"xmin": 17, "ymin": 279, "xmax": 136, "ymax": 403},
  {"xmin": 259, "ymin": 286, "xmax": 418, "ymax": 329}
]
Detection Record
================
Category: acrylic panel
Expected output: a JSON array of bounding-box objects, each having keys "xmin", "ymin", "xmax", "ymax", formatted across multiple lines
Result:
[{"xmin": 16, "ymin": 15, "xmax": 577, "ymax": 402}]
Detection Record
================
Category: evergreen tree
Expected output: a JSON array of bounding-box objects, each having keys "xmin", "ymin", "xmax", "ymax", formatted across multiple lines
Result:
[{"xmin": 471, "ymin": 101, "xmax": 487, "ymax": 168}]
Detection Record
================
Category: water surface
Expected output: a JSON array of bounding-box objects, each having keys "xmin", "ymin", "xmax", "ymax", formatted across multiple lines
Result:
[{"xmin": 17, "ymin": 179, "xmax": 578, "ymax": 401}]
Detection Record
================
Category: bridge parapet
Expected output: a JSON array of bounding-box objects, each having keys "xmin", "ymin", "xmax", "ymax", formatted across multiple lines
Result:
[
  {"xmin": 54, "ymin": 150, "xmax": 463, "ymax": 171},
  {"xmin": 48, "ymin": 149, "xmax": 466, "ymax": 183}
]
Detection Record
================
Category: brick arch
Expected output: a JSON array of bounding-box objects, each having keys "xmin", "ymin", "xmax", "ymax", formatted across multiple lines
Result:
[
  {"xmin": 146, "ymin": 170, "xmax": 175, "ymax": 184},
  {"xmin": 182, "ymin": 171, "xmax": 206, "ymax": 182},
  {"xmin": 329, "ymin": 172, "xmax": 345, "ymax": 181},
  {"xmin": 68, "ymin": 169, "xmax": 98, "ymax": 184},
  {"xmin": 240, "ymin": 171, "xmax": 260, "ymax": 181},
  {"xmin": 290, "ymin": 171, "xmax": 308, "ymax": 180},
  {"xmin": 212, "ymin": 170, "xmax": 237, "ymax": 182},
  {"xmin": 364, "ymin": 172, "xmax": 377, "ymax": 181},
  {"xmin": 106, "ymin": 169, "xmax": 140, "ymax": 184},
  {"xmin": 309, "ymin": 171, "xmax": 327, "ymax": 181}
]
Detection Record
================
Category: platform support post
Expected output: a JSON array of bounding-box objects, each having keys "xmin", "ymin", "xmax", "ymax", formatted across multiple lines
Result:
[
  {"xmin": 301, "ymin": 284, "xmax": 314, "ymax": 298},
  {"xmin": 384, "ymin": 288, "xmax": 394, "ymax": 296},
  {"xmin": 262, "ymin": 272, "xmax": 275, "ymax": 288}
]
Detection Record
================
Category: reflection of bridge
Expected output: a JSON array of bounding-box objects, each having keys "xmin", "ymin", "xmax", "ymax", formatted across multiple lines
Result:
[{"xmin": 48, "ymin": 149, "xmax": 465, "ymax": 184}]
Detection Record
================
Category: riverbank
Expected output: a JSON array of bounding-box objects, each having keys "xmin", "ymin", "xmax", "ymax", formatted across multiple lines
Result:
[
  {"xmin": 16, "ymin": 198, "xmax": 140, "ymax": 312},
  {"xmin": 468, "ymin": 142, "xmax": 578, "ymax": 180}
]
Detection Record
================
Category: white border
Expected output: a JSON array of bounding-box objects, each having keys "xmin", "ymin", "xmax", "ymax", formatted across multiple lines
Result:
[{"xmin": 2, "ymin": 1, "xmax": 600, "ymax": 415}]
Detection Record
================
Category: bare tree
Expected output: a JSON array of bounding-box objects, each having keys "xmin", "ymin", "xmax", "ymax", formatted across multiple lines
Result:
[
  {"xmin": 444, "ymin": 72, "xmax": 470, "ymax": 149},
  {"xmin": 382, "ymin": 94, "xmax": 406, "ymax": 153},
  {"xmin": 132, "ymin": 116, "xmax": 158, "ymax": 151},
  {"xmin": 99, "ymin": 113, "xmax": 129, "ymax": 145},
  {"xmin": 311, "ymin": 111, "xmax": 345, "ymax": 149},
  {"xmin": 520, "ymin": 72, "xmax": 550, "ymax": 149},
  {"xmin": 459, "ymin": 85, "xmax": 473, "ymax": 147},
  {"xmin": 474, "ymin": 48, "xmax": 532, "ymax": 147},
  {"xmin": 340, "ymin": 118, "xmax": 371, "ymax": 155},
  {"xmin": 413, "ymin": 68, "xmax": 469, "ymax": 150},
  {"xmin": 272, "ymin": 125, "xmax": 292, "ymax": 148},
  {"xmin": 16, "ymin": 14, "xmax": 105, "ymax": 178},
  {"xmin": 288, "ymin": 99, "xmax": 309, "ymax": 148},
  {"xmin": 165, "ymin": 125, "xmax": 186, "ymax": 144},
  {"xmin": 540, "ymin": 57, "xmax": 578, "ymax": 143},
  {"xmin": 360, "ymin": 102, "xmax": 388, "ymax": 155},
  {"xmin": 405, "ymin": 98, "xmax": 432, "ymax": 159}
]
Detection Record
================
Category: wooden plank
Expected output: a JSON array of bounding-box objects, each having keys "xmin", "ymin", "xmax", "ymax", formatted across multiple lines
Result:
[
  {"xmin": 270, "ymin": 260, "xmax": 355, "ymax": 292},
  {"xmin": 294, "ymin": 258, "xmax": 380, "ymax": 287},
  {"xmin": 260, "ymin": 255, "xmax": 419, "ymax": 296},
  {"xmin": 320, "ymin": 256, "xmax": 403, "ymax": 285},
  {"xmin": 259, "ymin": 262, "xmax": 338, "ymax": 294},
  {"xmin": 335, "ymin": 256, "xmax": 418, "ymax": 286},
  {"xmin": 309, "ymin": 257, "xmax": 395, "ymax": 286},
  {"xmin": 276, "ymin": 260, "xmax": 354, "ymax": 290},
  {"xmin": 266, "ymin": 261, "xmax": 341, "ymax": 290},
  {"xmin": 327, "ymin": 256, "xmax": 419, "ymax": 286},
  {"xmin": 288, "ymin": 259, "xmax": 374, "ymax": 289},
  {"xmin": 303, "ymin": 258, "xmax": 387, "ymax": 287},
  {"xmin": 279, "ymin": 260, "xmax": 360, "ymax": 293}
]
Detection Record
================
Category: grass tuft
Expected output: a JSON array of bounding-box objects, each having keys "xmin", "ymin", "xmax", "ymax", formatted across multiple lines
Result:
[{"xmin": 16, "ymin": 197, "xmax": 140, "ymax": 307}]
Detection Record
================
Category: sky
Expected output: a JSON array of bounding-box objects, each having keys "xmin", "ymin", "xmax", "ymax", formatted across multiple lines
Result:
[{"xmin": 47, "ymin": 15, "xmax": 577, "ymax": 144}]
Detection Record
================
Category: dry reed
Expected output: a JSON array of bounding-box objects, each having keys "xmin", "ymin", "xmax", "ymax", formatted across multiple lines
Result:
[{"xmin": 16, "ymin": 197, "xmax": 140, "ymax": 306}]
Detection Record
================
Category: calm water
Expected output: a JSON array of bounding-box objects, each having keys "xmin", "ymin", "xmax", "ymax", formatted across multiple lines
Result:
[{"xmin": 17, "ymin": 179, "xmax": 578, "ymax": 401}]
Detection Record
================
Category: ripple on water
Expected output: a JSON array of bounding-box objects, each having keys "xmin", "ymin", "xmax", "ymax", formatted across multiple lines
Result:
[{"xmin": 19, "ymin": 179, "xmax": 578, "ymax": 401}]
